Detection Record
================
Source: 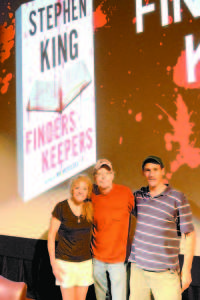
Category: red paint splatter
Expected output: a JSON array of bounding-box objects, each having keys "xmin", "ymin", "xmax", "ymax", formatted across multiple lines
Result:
[
  {"xmin": 156, "ymin": 94, "xmax": 200, "ymax": 176},
  {"xmin": 0, "ymin": 7, "xmax": 15, "ymax": 95},
  {"xmin": 132, "ymin": 17, "xmax": 136, "ymax": 24},
  {"xmin": 160, "ymin": 42, "xmax": 163, "ymax": 46},
  {"xmin": 119, "ymin": 136, "xmax": 123, "ymax": 144},
  {"xmin": 123, "ymin": 99, "xmax": 127, "ymax": 103},
  {"xmin": 166, "ymin": 66, "xmax": 171, "ymax": 72},
  {"xmin": 93, "ymin": 2, "xmax": 108, "ymax": 31},
  {"xmin": 173, "ymin": 50, "xmax": 200, "ymax": 89},
  {"xmin": 0, "ymin": 73, "xmax": 13, "ymax": 94},
  {"xmin": 158, "ymin": 114, "xmax": 163, "ymax": 120},
  {"xmin": 128, "ymin": 70, "xmax": 131, "ymax": 75},
  {"xmin": 135, "ymin": 112, "xmax": 142, "ymax": 122},
  {"xmin": 0, "ymin": 21, "xmax": 15, "ymax": 63},
  {"xmin": 166, "ymin": 173, "xmax": 172, "ymax": 180},
  {"xmin": 168, "ymin": 16, "xmax": 173, "ymax": 24},
  {"xmin": 128, "ymin": 109, "xmax": 132, "ymax": 115}
]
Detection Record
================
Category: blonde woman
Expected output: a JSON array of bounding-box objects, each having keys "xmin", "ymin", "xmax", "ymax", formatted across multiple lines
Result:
[{"xmin": 48, "ymin": 175, "xmax": 93, "ymax": 300}]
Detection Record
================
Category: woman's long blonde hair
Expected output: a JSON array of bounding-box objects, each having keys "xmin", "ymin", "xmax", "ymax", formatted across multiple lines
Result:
[{"xmin": 70, "ymin": 174, "xmax": 93, "ymax": 223}]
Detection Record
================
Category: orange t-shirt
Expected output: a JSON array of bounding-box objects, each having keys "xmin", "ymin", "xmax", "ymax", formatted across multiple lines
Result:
[{"xmin": 91, "ymin": 184, "xmax": 134, "ymax": 263}]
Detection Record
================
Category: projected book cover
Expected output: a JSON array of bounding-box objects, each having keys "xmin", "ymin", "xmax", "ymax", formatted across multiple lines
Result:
[
  {"xmin": 27, "ymin": 61, "xmax": 92, "ymax": 112},
  {"xmin": 16, "ymin": 0, "xmax": 96, "ymax": 201}
]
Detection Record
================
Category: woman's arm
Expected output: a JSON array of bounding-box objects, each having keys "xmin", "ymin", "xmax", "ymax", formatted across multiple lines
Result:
[{"xmin": 47, "ymin": 217, "xmax": 64, "ymax": 281}]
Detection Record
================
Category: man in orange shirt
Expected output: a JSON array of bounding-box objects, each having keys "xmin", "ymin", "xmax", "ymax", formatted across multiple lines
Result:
[{"xmin": 91, "ymin": 159, "xmax": 134, "ymax": 300}]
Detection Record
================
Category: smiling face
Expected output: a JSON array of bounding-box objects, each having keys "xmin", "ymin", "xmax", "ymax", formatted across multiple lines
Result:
[
  {"xmin": 143, "ymin": 163, "xmax": 165, "ymax": 189},
  {"xmin": 72, "ymin": 180, "xmax": 89, "ymax": 204},
  {"xmin": 95, "ymin": 166, "xmax": 114, "ymax": 194}
]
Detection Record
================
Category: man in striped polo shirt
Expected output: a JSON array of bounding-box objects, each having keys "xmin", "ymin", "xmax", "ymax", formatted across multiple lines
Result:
[{"xmin": 129, "ymin": 155, "xmax": 196, "ymax": 300}]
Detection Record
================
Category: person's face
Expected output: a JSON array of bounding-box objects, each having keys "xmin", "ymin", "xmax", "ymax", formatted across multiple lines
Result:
[
  {"xmin": 72, "ymin": 181, "xmax": 89, "ymax": 203},
  {"xmin": 143, "ymin": 163, "xmax": 165, "ymax": 189},
  {"xmin": 95, "ymin": 167, "xmax": 114, "ymax": 191}
]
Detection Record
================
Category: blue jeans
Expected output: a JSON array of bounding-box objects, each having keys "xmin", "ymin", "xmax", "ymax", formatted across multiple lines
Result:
[{"xmin": 93, "ymin": 258, "xmax": 127, "ymax": 300}]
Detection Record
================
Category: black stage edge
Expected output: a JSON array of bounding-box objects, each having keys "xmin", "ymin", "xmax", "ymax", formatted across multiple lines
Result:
[{"xmin": 0, "ymin": 235, "xmax": 200, "ymax": 300}]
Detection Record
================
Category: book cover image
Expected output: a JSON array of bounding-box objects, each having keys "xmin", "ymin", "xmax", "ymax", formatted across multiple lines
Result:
[
  {"xmin": 16, "ymin": 0, "xmax": 96, "ymax": 201},
  {"xmin": 27, "ymin": 61, "xmax": 92, "ymax": 113}
]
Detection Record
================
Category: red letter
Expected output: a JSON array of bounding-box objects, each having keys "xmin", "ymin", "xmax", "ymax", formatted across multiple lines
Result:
[
  {"xmin": 26, "ymin": 131, "xmax": 32, "ymax": 154},
  {"xmin": 61, "ymin": 114, "xmax": 68, "ymax": 136},
  {"xmin": 69, "ymin": 111, "xmax": 76, "ymax": 132},
  {"xmin": 50, "ymin": 145, "xmax": 56, "ymax": 168},
  {"xmin": 33, "ymin": 128, "xmax": 37, "ymax": 150},
  {"xmin": 38, "ymin": 125, "xmax": 45, "ymax": 148},
  {"xmin": 86, "ymin": 128, "xmax": 93, "ymax": 149},
  {"xmin": 64, "ymin": 139, "xmax": 71, "ymax": 160},
  {"xmin": 58, "ymin": 142, "xmax": 64, "ymax": 164},
  {"xmin": 72, "ymin": 135, "xmax": 78, "ymax": 156},
  {"xmin": 79, "ymin": 131, "xmax": 85, "ymax": 153},
  {"xmin": 42, "ymin": 150, "xmax": 49, "ymax": 172},
  {"xmin": 46, "ymin": 121, "xmax": 53, "ymax": 143},
  {"xmin": 54, "ymin": 117, "xmax": 61, "ymax": 139}
]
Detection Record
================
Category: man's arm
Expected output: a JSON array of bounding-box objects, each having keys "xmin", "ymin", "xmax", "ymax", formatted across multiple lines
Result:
[
  {"xmin": 130, "ymin": 191, "xmax": 137, "ymax": 216},
  {"xmin": 181, "ymin": 230, "xmax": 196, "ymax": 292}
]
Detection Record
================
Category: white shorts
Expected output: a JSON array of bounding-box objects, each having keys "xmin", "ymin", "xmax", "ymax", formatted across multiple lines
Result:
[{"xmin": 55, "ymin": 259, "xmax": 94, "ymax": 288}]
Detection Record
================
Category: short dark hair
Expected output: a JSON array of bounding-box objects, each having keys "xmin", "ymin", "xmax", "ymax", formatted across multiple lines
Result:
[{"xmin": 142, "ymin": 155, "xmax": 164, "ymax": 170}]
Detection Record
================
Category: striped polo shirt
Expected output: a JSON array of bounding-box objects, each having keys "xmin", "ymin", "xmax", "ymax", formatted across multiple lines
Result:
[{"xmin": 129, "ymin": 185, "xmax": 194, "ymax": 271}]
